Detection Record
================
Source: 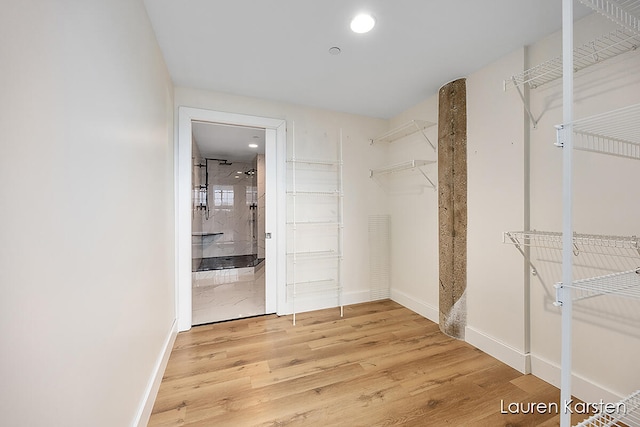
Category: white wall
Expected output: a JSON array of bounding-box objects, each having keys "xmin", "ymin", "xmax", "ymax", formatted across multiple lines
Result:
[
  {"xmin": 388, "ymin": 11, "xmax": 640, "ymax": 401},
  {"xmin": 175, "ymin": 88, "xmax": 389, "ymax": 310},
  {"xmin": 465, "ymin": 49, "xmax": 529, "ymax": 370},
  {"xmin": 0, "ymin": 1, "xmax": 176, "ymax": 426},
  {"xmin": 527, "ymin": 13, "xmax": 640, "ymax": 400},
  {"xmin": 385, "ymin": 98, "xmax": 440, "ymax": 321},
  {"xmin": 387, "ymin": 51, "xmax": 528, "ymax": 369}
]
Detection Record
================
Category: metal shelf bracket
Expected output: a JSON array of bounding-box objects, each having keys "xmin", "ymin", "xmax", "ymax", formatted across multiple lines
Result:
[{"xmin": 554, "ymin": 283, "xmax": 565, "ymax": 307}]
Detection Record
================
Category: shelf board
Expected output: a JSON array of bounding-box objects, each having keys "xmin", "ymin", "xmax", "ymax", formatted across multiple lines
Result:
[
  {"xmin": 573, "ymin": 389, "xmax": 640, "ymax": 426},
  {"xmin": 371, "ymin": 120, "xmax": 436, "ymax": 150},
  {"xmin": 506, "ymin": 28, "xmax": 640, "ymax": 90},
  {"xmin": 578, "ymin": 0, "xmax": 640, "ymax": 35}
]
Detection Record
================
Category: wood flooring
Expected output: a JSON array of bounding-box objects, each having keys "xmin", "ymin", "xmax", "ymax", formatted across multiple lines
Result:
[{"xmin": 148, "ymin": 300, "xmax": 591, "ymax": 426}]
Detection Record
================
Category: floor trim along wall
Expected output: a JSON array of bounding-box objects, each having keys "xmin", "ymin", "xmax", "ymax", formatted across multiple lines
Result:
[
  {"xmin": 134, "ymin": 319, "xmax": 178, "ymax": 427},
  {"xmin": 465, "ymin": 326, "xmax": 531, "ymax": 374},
  {"xmin": 391, "ymin": 289, "xmax": 439, "ymax": 324},
  {"xmin": 530, "ymin": 355, "xmax": 622, "ymax": 405}
]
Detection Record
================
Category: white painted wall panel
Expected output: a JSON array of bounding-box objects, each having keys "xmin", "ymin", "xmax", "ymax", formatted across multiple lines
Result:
[{"xmin": 0, "ymin": 1, "xmax": 175, "ymax": 425}]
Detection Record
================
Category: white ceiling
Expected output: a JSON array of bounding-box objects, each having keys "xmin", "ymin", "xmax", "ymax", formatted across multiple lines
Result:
[
  {"xmin": 192, "ymin": 121, "xmax": 265, "ymax": 163},
  {"xmin": 143, "ymin": 0, "xmax": 592, "ymax": 120}
]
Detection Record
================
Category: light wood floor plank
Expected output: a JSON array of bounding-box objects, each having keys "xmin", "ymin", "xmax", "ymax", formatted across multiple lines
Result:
[{"xmin": 149, "ymin": 300, "xmax": 591, "ymax": 426}]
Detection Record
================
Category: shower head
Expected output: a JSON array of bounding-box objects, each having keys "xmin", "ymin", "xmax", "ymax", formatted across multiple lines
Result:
[{"xmin": 205, "ymin": 158, "xmax": 232, "ymax": 166}]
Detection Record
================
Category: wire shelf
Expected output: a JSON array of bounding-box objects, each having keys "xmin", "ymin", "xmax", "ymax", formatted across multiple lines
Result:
[
  {"xmin": 571, "ymin": 102, "xmax": 640, "ymax": 160},
  {"xmin": 287, "ymin": 158, "xmax": 341, "ymax": 166},
  {"xmin": 286, "ymin": 190, "xmax": 343, "ymax": 196},
  {"xmin": 579, "ymin": 0, "xmax": 640, "ymax": 35},
  {"xmin": 369, "ymin": 159, "xmax": 436, "ymax": 177},
  {"xmin": 503, "ymin": 230, "xmax": 640, "ymax": 255},
  {"xmin": 370, "ymin": 159, "xmax": 437, "ymax": 190},
  {"xmin": 371, "ymin": 120, "xmax": 436, "ymax": 145},
  {"xmin": 286, "ymin": 221, "xmax": 341, "ymax": 226},
  {"xmin": 567, "ymin": 267, "xmax": 640, "ymax": 301},
  {"xmin": 286, "ymin": 279, "xmax": 341, "ymax": 297},
  {"xmin": 286, "ymin": 250, "xmax": 341, "ymax": 260},
  {"xmin": 506, "ymin": 28, "xmax": 640, "ymax": 90},
  {"xmin": 574, "ymin": 389, "xmax": 640, "ymax": 426}
]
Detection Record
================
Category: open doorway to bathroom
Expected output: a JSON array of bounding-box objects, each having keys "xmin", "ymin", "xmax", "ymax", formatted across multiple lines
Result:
[
  {"xmin": 191, "ymin": 122, "xmax": 266, "ymax": 325},
  {"xmin": 177, "ymin": 107, "xmax": 285, "ymax": 332}
]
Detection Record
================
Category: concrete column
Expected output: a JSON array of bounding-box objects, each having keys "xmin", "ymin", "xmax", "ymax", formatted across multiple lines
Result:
[{"xmin": 438, "ymin": 78, "xmax": 467, "ymax": 339}]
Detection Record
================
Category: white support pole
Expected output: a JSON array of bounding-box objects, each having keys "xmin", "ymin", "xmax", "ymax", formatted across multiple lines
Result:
[
  {"xmin": 292, "ymin": 121, "xmax": 297, "ymax": 326},
  {"xmin": 560, "ymin": 0, "xmax": 574, "ymax": 425},
  {"xmin": 338, "ymin": 128, "xmax": 344, "ymax": 318}
]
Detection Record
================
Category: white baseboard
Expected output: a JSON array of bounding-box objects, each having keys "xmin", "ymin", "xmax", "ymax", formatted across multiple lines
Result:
[
  {"xmin": 134, "ymin": 319, "xmax": 178, "ymax": 427},
  {"xmin": 530, "ymin": 355, "xmax": 623, "ymax": 404},
  {"xmin": 388, "ymin": 291, "xmax": 531, "ymax": 375},
  {"xmin": 465, "ymin": 326, "xmax": 531, "ymax": 374},
  {"xmin": 461, "ymin": 332, "xmax": 624, "ymax": 403},
  {"xmin": 390, "ymin": 289, "xmax": 438, "ymax": 323}
]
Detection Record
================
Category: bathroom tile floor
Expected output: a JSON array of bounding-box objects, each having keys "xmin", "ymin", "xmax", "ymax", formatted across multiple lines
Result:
[{"xmin": 192, "ymin": 261, "xmax": 265, "ymax": 325}]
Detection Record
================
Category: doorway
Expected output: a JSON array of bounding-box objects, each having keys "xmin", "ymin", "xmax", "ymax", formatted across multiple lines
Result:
[
  {"xmin": 191, "ymin": 122, "xmax": 266, "ymax": 325},
  {"xmin": 176, "ymin": 108, "xmax": 286, "ymax": 331}
]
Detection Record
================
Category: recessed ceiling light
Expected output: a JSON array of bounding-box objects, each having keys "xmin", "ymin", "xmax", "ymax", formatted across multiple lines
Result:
[
  {"xmin": 350, "ymin": 13, "xmax": 375, "ymax": 34},
  {"xmin": 328, "ymin": 46, "xmax": 341, "ymax": 55},
  {"xmin": 248, "ymin": 143, "xmax": 258, "ymax": 148}
]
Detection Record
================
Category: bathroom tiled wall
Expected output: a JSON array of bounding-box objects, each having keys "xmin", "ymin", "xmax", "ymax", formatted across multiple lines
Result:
[
  {"xmin": 191, "ymin": 139, "xmax": 204, "ymax": 270},
  {"xmin": 200, "ymin": 160, "xmax": 257, "ymax": 258},
  {"xmin": 257, "ymin": 154, "xmax": 266, "ymax": 259}
]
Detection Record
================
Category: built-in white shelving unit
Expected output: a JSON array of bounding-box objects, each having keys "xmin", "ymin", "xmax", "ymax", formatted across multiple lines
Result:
[
  {"xmin": 287, "ymin": 127, "xmax": 343, "ymax": 325},
  {"xmin": 505, "ymin": 1, "xmax": 640, "ymax": 425},
  {"xmin": 370, "ymin": 121, "xmax": 437, "ymax": 190}
]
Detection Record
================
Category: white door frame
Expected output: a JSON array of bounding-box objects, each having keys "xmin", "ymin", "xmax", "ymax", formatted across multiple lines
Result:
[{"xmin": 176, "ymin": 107, "xmax": 286, "ymax": 331}]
